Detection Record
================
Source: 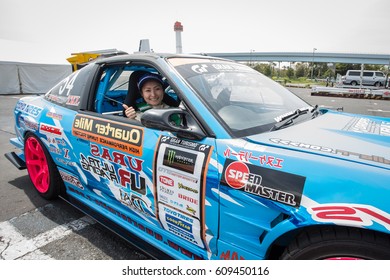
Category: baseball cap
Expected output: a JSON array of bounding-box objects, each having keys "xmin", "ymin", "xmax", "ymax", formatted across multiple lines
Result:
[{"xmin": 137, "ymin": 73, "xmax": 164, "ymax": 90}]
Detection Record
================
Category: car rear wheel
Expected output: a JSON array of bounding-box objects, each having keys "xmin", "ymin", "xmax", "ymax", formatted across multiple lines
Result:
[
  {"xmin": 24, "ymin": 133, "xmax": 62, "ymax": 199},
  {"xmin": 280, "ymin": 226, "xmax": 390, "ymax": 260}
]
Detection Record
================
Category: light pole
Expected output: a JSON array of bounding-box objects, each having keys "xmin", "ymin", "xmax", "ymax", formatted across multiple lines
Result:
[
  {"xmin": 311, "ymin": 48, "xmax": 317, "ymax": 80},
  {"xmin": 250, "ymin": 49, "xmax": 255, "ymax": 67}
]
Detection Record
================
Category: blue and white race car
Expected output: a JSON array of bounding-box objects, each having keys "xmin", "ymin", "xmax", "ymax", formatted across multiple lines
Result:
[{"xmin": 5, "ymin": 53, "xmax": 390, "ymax": 259}]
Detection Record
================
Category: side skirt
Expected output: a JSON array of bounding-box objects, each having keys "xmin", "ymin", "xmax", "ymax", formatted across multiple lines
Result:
[{"xmin": 60, "ymin": 193, "xmax": 173, "ymax": 260}]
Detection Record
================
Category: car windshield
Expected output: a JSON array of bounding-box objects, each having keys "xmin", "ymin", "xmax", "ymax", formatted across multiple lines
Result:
[{"xmin": 168, "ymin": 57, "xmax": 310, "ymax": 136}]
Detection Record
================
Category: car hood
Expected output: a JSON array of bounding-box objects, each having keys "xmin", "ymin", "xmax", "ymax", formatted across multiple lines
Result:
[{"xmin": 246, "ymin": 110, "xmax": 390, "ymax": 170}]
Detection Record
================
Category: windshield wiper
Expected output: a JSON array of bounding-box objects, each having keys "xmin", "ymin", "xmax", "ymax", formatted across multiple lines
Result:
[{"xmin": 270, "ymin": 105, "xmax": 318, "ymax": 131}]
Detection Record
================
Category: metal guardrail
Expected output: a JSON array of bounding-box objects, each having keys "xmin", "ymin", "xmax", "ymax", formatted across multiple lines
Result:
[{"xmin": 311, "ymin": 86, "xmax": 390, "ymax": 99}]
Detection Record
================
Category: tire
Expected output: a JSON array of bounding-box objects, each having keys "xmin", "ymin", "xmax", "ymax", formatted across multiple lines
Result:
[
  {"xmin": 280, "ymin": 226, "xmax": 390, "ymax": 260},
  {"xmin": 351, "ymin": 81, "xmax": 358, "ymax": 86},
  {"xmin": 24, "ymin": 133, "xmax": 62, "ymax": 199},
  {"xmin": 374, "ymin": 81, "xmax": 381, "ymax": 87}
]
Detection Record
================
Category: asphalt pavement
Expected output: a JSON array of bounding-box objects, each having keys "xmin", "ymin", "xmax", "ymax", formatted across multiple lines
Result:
[{"xmin": 0, "ymin": 89, "xmax": 389, "ymax": 260}]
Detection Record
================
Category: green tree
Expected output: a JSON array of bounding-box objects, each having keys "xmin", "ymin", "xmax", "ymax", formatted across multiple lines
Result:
[
  {"xmin": 286, "ymin": 67, "xmax": 294, "ymax": 79},
  {"xmin": 295, "ymin": 63, "xmax": 307, "ymax": 78}
]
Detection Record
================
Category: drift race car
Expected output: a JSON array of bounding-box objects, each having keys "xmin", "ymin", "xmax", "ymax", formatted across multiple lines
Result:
[{"xmin": 5, "ymin": 53, "xmax": 390, "ymax": 260}]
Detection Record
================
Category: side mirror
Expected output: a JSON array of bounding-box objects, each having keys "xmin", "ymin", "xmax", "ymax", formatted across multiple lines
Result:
[{"xmin": 140, "ymin": 108, "xmax": 206, "ymax": 140}]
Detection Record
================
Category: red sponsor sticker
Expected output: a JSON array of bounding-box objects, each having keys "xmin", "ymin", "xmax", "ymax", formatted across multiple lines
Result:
[
  {"xmin": 40, "ymin": 124, "xmax": 62, "ymax": 135},
  {"xmin": 159, "ymin": 175, "xmax": 174, "ymax": 187},
  {"xmin": 224, "ymin": 161, "xmax": 250, "ymax": 189}
]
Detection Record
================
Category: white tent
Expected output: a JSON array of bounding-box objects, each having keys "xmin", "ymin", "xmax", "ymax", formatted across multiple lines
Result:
[{"xmin": 0, "ymin": 61, "xmax": 71, "ymax": 94}]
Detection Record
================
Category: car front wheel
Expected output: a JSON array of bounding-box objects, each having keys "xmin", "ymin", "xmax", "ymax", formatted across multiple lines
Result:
[
  {"xmin": 280, "ymin": 226, "xmax": 390, "ymax": 260},
  {"xmin": 24, "ymin": 133, "xmax": 62, "ymax": 199}
]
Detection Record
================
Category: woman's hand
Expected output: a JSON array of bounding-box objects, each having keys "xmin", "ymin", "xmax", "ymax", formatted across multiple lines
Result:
[{"xmin": 122, "ymin": 104, "xmax": 137, "ymax": 119}]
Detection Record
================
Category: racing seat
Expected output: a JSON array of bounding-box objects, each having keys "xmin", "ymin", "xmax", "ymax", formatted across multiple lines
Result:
[{"xmin": 123, "ymin": 70, "xmax": 179, "ymax": 116}]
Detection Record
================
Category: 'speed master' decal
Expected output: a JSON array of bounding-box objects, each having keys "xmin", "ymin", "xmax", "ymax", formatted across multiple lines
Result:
[
  {"xmin": 221, "ymin": 158, "xmax": 306, "ymax": 208},
  {"xmin": 154, "ymin": 136, "xmax": 213, "ymax": 248}
]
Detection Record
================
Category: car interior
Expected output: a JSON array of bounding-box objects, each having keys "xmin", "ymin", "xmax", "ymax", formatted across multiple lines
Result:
[{"xmin": 94, "ymin": 65, "xmax": 180, "ymax": 117}]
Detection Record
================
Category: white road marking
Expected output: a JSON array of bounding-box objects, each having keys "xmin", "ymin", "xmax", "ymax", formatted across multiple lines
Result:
[
  {"xmin": 0, "ymin": 205, "xmax": 95, "ymax": 260},
  {"xmin": 367, "ymin": 109, "xmax": 390, "ymax": 113}
]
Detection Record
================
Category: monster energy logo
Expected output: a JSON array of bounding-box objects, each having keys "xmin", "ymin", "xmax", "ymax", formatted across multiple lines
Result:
[
  {"xmin": 163, "ymin": 147, "xmax": 197, "ymax": 174},
  {"xmin": 167, "ymin": 149, "xmax": 176, "ymax": 164}
]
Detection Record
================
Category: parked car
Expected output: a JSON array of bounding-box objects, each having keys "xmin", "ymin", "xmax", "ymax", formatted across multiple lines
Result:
[
  {"xmin": 5, "ymin": 53, "xmax": 390, "ymax": 260},
  {"xmin": 342, "ymin": 70, "xmax": 386, "ymax": 87}
]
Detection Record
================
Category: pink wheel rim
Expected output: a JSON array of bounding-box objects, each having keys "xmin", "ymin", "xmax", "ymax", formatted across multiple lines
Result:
[{"xmin": 25, "ymin": 137, "xmax": 50, "ymax": 193}]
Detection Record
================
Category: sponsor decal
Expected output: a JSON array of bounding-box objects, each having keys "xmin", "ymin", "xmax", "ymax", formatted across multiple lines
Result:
[
  {"xmin": 309, "ymin": 204, "xmax": 390, "ymax": 231},
  {"xmin": 118, "ymin": 167, "xmax": 146, "ymax": 195},
  {"xmin": 178, "ymin": 193, "xmax": 198, "ymax": 205},
  {"xmin": 166, "ymin": 214, "xmax": 192, "ymax": 232},
  {"xmin": 46, "ymin": 111, "xmax": 63, "ymax": 120},
  {"xmin": 159, "ymin": 194, "xmax": 169, "ymax": 203},
  {"xmin": 186, "ymin": 205, "xmax": 196, "ymax": 216},
  {"xmin": 59, "ymin": 170, "xmax": 83, "ymax": 190},
  {"xmin": 270, "ymin": 138, "xmax": 334, "ymax": 153},
  {"xmin": 119, "ymin": 190, "xmax": 150, "ymax": 216},
  {"xmin": 163, "ymin": 147, "xmax": 197, "ymax": 174},
  {"xmin": 47, "ymin": 138, "xmax": 66, "ymax": 146},
  {"xmin": 190, "ymin": 63, "xmax": 249, "ymax": 74},
  {"xmin": 159, "ymin": 205, "xmax": 204, "ymax": 246},
  {"xmin": 343, "ymin": 117, "xmax": 390, "ymax": 136},
  {"xmin": 66, "ymin": 95, "xmax": 80, "ymax": 106},
  {"xmin": 170, "ymin": 200, "xmax": 183, "ymax": 209},
  {"xmin": 72, "ymin": 114, "xmax": 143, "ymax": 156},
  {"xmin": 220, "ymin": 250, "xmax": 245, "ymax": 260},
  {"xmin": 158, "ymin": 167, "xmax": 198, "ymax": 183},
  {"xmin": 270, "ymin": 138, "xmax": 390, "ymax": 165},
  {"xmin": 159, "ymin": 175, "xmax": 174, "ymax": 187},
  {"xmin": 380, "ymin": 123, "xmax": 390, "ymax": 136},
  {"xmin": 163, "ymin": 206, "xmax": 193, "ymax": 223},
  {"xmin": 56, "ymin": 157, "xmax": 74, "ymax": 166},
  {"xmin": 80, "ymin": 154, "xmax": 118, "ymax": 183},
  {"xmin": 49, "ymin": 146, "xmax": 61, "ymax": 155},
  {"xmin": 224, "ymin": 148, "xmax": 283, "ymax": 169},
  {"xmin": 160, "ymin": 136, "xmax": 211, "ymax": 151},
  {"xmin": 221, "ymin": 159, "xmax": 305, "ymax": 207},
  {"xmin": 85, "ymin": 144, "xmax": 146, "ymax": 195},
  {"xmin": 16, "ymin": 101, "xmax": 43, "ymax": 117},
  {"xmin": 159, "ymin": 186, "xmax": 174, "ymax": 195},
  {"xmin": 39, "ymin": 123, "xmax": 62, "ymax": 136},
  {"xmin": 46, "ymin": 94, "xmax": 67, "ymax": 103},
  {"xmin": 18, "ymin": 116, "xmax": 38, "ymax": 131},
  {"xmin": 90, "ymin": 144, "xmax": 143, "ymax": 171},
  {"xmin": 178, "ymin": 182, "xmax": 198, "ymax": 194},
  {"xmin": 63, "ymin": 148, "xmax": 70, "ymax": 159},
  {"xmin": 155, "ymin": 136, "xmax": 213, "ymax": 249}
]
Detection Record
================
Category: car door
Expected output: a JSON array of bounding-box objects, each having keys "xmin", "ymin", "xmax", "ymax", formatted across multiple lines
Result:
[
  {"xmin": 68, "ymin": 111, "xmax": 220, "ymax": 258},
  {"xmin": 67, "ymin": 62, "xmax": 220, "ymax": 259},
  {"xmin": 363, "ymin": 71, "xmax": 374, "ymax": 85}
]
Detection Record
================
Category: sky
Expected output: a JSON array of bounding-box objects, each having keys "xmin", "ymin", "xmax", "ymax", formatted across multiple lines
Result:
[{"xmin": 1, "ymin": 0, "xmax": 390, "ymax": 64}]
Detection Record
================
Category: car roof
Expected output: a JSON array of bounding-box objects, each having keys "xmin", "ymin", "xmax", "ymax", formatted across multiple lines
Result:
[{"xmin": 93, "ymin": 52, "xmax": 228, "ymax": 65}]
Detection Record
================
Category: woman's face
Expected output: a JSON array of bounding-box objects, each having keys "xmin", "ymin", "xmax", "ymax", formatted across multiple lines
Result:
[{"xmin": 141, "ymin": 80, "xmax": 164, "ymax": 106}]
